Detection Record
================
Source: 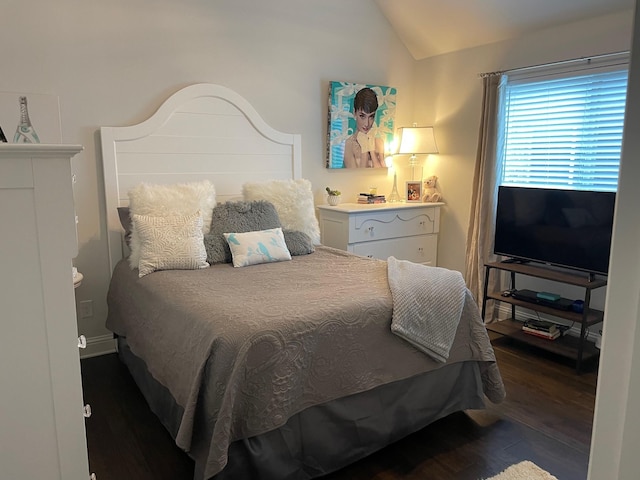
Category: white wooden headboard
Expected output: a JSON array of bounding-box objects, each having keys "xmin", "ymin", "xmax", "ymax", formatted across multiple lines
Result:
[{"xmin": 101, "ymin": 83, "xmax": 302, "ymax": 273}]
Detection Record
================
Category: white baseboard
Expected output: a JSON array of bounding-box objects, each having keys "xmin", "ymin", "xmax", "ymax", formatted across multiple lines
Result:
[{"xmin": 80, "ymin": 333, "xmax": 116, "ymax": 359}]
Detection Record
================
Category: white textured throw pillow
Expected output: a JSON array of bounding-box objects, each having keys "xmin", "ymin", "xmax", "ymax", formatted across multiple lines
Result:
[
  {"xmin": 127, "ymin": 180, "xmax": 216, "ymax": 269},
  {"xmin": 224, "ymin": 228, "xmax": 292, "ymax": 267},
  {"xmin": 242, "ymin": 179, "xmax": 321, "ymax": 245},
  {"xmin": 133, "ymin": 211, "xmax": 209, "ymax": 277}
]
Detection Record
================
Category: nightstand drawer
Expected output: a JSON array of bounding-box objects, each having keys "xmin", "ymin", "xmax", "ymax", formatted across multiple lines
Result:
[
  {"xmin": 351, "ymin": 234, "xmax": 437, "ymax": 265},
  {"xmin": 349, "ymin": 207, "xmax": 437, "ymax": 243},
  {"xmin": 317, "ymin": 202, "xmax": 443, "ymax": 266}
]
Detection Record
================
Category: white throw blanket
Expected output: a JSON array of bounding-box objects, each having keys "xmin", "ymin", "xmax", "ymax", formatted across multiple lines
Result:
[{"xmin": 387, "ymin": 256, "xmax": 467, "ymax": 362}]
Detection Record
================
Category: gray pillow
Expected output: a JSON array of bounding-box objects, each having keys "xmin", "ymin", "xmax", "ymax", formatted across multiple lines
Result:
[
  {"xmin": 122, "ymin": 201, "xmax": 315, "ymax": 264},
  {"xmin": 204, "ymin": 200, "xmax": 282, "ymax": 264},
  {"xmin": 282, "ymin": 229, "xmax": 315, "ymax": 256},
  {"xmin": 117, "ymin": 207, "xmax": 133, "ymax": 247}
]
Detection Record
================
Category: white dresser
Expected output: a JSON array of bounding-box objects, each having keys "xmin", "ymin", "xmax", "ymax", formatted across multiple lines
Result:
[
  {"xmin": 0, "ymin": 144, "xmax": 90, "ymax": 479},
  {"xmin": 317, "ymin": 202, "xmax": 443, "ymax": 265}
]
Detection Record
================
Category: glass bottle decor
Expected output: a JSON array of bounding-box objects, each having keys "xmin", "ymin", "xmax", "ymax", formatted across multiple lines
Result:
[{"xmin": 13, "ymin": 96, "xmax": 40, "ymax": 143}]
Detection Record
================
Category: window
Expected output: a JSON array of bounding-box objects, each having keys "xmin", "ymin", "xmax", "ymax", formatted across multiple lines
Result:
[{"xmin": 499, "ymin": 56, "xmax": 628, "ymax": 192}]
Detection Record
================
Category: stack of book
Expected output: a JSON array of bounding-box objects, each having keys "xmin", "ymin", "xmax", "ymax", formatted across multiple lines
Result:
[
  {"xmin": 357, "ymin": 193, "xmax": 386, "ymax": 204},
  {"xmin": 522, "ymin": 320, "xmax": 561, "ymax": 340}
]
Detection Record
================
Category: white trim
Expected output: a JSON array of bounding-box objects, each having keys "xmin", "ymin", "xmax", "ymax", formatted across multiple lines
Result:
[
  {"xmin": 79, "ymin": 334, "xmax": 117, "ymax": 359},
  {"xmin": 0, "ymin": 143, "xmax": 83, "ymax": 157}
]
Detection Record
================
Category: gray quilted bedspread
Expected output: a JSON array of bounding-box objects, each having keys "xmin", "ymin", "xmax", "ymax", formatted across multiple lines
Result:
[{"xmin": 106, "ymin": 246, "xmax": 505, "ymax": 479}]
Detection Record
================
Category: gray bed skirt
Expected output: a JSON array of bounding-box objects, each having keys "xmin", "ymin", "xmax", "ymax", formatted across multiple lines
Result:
[{"xmin": 117, "ymin": 336, "xmax": 487, "ymax": 480}]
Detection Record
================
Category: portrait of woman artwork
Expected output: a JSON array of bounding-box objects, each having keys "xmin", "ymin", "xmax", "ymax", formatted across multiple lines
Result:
[{"xmin": 326, "ymin": 81, "xmax": 396, "ymax": 169}]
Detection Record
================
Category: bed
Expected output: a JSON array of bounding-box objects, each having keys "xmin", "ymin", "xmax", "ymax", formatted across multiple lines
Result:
[{"xmin": 101, "ymin": 83, "xmax": 505, "ymax": 480}]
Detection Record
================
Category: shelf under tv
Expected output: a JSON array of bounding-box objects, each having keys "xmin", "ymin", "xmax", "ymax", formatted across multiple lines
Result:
[{"xmin": 486, "ymin": 318, "xmax": 600, "ymax": 363}]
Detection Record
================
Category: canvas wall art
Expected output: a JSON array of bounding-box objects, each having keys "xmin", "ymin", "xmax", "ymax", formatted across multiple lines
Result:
[{"xmin": 326, "ymin": 81, "xmax": 396, "ymax": 169}]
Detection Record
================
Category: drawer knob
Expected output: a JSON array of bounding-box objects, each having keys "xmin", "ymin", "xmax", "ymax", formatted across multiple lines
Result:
[
  {"xmin": 367, "ymin": 226, "xmax": 375, "ymax": 233},
  {"xmin": 83, "ymin": 404, "xmax": 92, "ymax": 418}
]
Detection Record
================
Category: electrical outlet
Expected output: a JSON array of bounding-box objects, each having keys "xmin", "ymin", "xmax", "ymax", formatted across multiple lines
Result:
[{"xmin": 79, "ymin": 300, "xmax": 93, "ymax": 318}]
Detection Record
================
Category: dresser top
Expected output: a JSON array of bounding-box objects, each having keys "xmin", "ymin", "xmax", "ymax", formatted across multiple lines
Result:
[
  {"xmin": 317, "ymin": 201, "xmax": 444, "ymax": 213},
  {"xmin": 0, "ymin": 143, "xmax": 83, "ymax": 157}
]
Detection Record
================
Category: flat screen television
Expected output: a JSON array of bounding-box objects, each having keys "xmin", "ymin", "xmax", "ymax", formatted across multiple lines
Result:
[{"xmin": 494, "ymin": 186, "xmax": 616, "ymax": 276}]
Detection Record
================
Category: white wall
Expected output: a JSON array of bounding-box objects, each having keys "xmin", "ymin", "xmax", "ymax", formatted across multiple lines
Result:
[
  {"xmin": 410, "ymin": 11, "xmax": 633, "ymax": 313},
  {"xmin": 1, "ymin": 0, "xmax": 414, "ymax": 348}
]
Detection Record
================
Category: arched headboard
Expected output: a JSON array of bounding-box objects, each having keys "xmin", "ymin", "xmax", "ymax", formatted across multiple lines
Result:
[{"xmin": 101, "ymin": 83, "xmax": 302, "ymax": 273}]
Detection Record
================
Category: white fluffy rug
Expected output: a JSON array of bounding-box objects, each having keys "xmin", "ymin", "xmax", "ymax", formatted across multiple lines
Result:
[{"xmin": 486, "ymin": 461, "xmax": 559, "ymax": 480}]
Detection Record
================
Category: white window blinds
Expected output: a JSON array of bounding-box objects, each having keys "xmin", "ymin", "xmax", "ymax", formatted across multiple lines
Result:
[{"xmin": 500, "ymin": 62, "xmax": 628, "ymax": 192}]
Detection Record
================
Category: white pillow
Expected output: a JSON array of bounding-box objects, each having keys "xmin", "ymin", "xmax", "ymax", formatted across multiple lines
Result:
[
  {"xmin": 134, "ymin": 211, "xmax": 209, "ymax": 277},
  {"xmin": 128, "ymin": 180, "xmax": 216, "ymax": 269},
  {"xmin": 224, "ymin": 227, "xmax": 292, "ymax": 267},
  {"xmin": 242, "ymin": 179, "xmax": 321, "ymax": 245}
]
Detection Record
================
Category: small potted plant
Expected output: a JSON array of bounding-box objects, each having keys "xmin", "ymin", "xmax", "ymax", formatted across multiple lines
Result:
[{"xmin": 326, "ymin": 186, "xmax": 341, "ymax": 206}]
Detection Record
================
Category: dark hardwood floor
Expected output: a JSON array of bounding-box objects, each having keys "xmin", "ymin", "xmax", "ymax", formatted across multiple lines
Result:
[{"xmin": 81, "ymin": 335, "xmax": 597, "ymax": 480}]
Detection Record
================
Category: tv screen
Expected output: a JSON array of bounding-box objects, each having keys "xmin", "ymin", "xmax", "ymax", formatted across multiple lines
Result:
[{"xmin": 494, "ymin": 186, "xmax": 616, "ymax": 275}]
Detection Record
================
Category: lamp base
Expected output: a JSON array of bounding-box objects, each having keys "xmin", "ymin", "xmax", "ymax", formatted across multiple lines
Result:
[{"xmin": 409, "ymin": 156, "xmax": 423, "ymax": 182}]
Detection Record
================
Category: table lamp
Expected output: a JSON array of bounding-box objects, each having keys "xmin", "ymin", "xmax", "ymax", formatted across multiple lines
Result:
[{"xmin": 394, "ymin": 125, "xmax": 438, "ymax": 181}]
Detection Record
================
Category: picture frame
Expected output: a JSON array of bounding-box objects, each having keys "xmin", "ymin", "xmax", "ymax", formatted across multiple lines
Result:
[
  {"xmin": 326, "ymin": 81, "xmax": 396, "ymax": 169},
  {"xmin": 406, "ymin": 181, "xmax": 422, "ymax": 203}
]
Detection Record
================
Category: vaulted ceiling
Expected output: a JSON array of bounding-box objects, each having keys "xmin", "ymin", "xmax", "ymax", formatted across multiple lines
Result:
[{"xmin": 374, "ymin": 0, "xmax": 635, "ymax": 60}]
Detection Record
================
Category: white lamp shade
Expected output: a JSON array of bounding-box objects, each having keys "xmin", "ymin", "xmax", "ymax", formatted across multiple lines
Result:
[{"xmin": 395, "ymin": 126, "xmax": 438, "ymax": 155}]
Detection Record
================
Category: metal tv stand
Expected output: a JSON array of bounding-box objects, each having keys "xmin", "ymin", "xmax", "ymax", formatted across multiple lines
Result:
[{"xmin": 482, "ymin": 261, "xmax": 607, "ymax": 374}]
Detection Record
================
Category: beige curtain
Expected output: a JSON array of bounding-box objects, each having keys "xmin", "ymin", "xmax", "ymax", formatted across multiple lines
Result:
[{"xmin": 464, "ymin": 74, "xmax": 505, "ymax": 322}]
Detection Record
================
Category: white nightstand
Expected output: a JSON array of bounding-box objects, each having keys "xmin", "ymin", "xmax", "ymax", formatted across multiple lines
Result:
[{"xmin": 317, "ymin": 202, "xmax": 443, "ymax": 266}]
